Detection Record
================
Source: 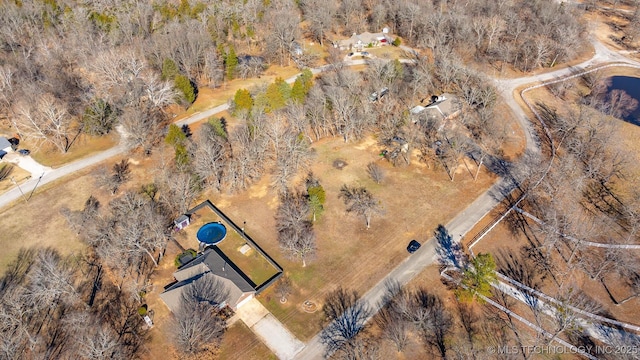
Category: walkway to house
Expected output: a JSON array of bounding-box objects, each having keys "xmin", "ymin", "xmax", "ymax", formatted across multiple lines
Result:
[{"xmin": 235, "ymin": 298, "xmax": 305, "ymax": 360}]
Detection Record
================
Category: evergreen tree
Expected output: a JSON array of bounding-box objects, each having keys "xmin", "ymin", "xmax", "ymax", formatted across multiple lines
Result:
[
  {"xmin": 225, "ymin": 45, "xmax": 238, "ymax": 81},
  {"xmin": 207, "ymin": 117, "xmax": 227, "ymax": 138},
  {"xmin": 162, "ymin": 58, "xmax": 179, "ymax": 80},
  {"xmin": 308, "ymin": 185, "xmax": 325, "ymax": 221},
  {"xmin": 174, "ymin": 74, "xmax": 196, "ymax": 103},
  {"xmin": 165, "ymin": 124, "xmax": 187, "ymax": 147},
  {"xmin": 306, "ymin": 172, "xmax": 325, "ymax": 221},
  {"xmin": 456, "ymin": 253, "xmax": 497, "ymax": 303},
  {"xmin": 165, "ymin": 124, "xmax": 190, "ymax": 167},
  {"xmin": 300, "ymin": 68, "xmax": 314, "ymax": 92},
  {"xmin": 233, "ymin": 89, "xmax": 253, "ymax": 115},
  {"xmin": 274, "ymin": 77, "xmax": 291, "ymax": 100},
  {"xmin": 265, "ymin": 82, "xmax": 286, "ymax": 112},
  {"xmin": 291, "ymin": 69, "xmax": 314, "ymax": 103},
  {"xmin": 291, "ymin": 77, "xmax": 306, "ymax": 103}
]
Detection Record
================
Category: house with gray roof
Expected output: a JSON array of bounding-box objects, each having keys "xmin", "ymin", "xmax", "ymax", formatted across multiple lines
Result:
[
  {"xmin": 160, "ymin": 246, "xmax": 256, "ymax": 313},
  {"xmin": 410, "ymin": 93, "xmax": 461, "ymax": 123},
  {"xmin": 0, "ymin": 137, "xmax": 13, "ymax": 159}
]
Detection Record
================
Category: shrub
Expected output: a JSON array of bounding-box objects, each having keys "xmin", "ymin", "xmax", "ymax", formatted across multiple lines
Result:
[{"xmin": 175, "ymin": 249, "xmax": 198, "ymax": 268}]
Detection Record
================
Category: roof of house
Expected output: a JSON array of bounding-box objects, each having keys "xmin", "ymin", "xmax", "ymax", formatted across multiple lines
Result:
[
  {"xmin": 337, "ymin": 31, "xmax": 391, "ymax": 48},
  {"xmin": 160, "ymin": 247, "xmax": 256, "ymax": 313},
  {"xmin": 411, "ymin": 93, "xmax": 459, "ymax": 118},
  {"xmin": 0, "ymin": 137, "xmax": 11, "ymax": 150},
  {"xmin": 174, "ymin": 214, "xmax": 189, "ymax": 223}
]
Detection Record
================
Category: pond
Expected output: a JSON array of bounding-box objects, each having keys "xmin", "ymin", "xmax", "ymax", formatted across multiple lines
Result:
[{"xmin": 606, "ymin": 76, "xmax": 640, "ymax": 126}]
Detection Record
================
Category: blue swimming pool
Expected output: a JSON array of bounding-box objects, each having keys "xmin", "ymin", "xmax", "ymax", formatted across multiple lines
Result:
[{"xmin": 196, "ymin": 222, "xmax": 227, "ymax": 245}]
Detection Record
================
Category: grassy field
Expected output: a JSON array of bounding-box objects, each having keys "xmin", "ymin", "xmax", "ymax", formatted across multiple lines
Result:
[
  {"xmin": 0, "ymin": 153, "xmax": 161, "ymax": 274},
  {"xmin": 172, "ymin": 65, "xmax": 303, "ymax": 122},
  {"xmin": 0, "ymin": 167, "xmax": 92, "ymax": 272},
  {"xmin": 27, "ymin": 133, "xmax": 118, "ymax": 167},
  {"xmin": 0, "ymin": 163, "xmax": 31, "ymax": 192},
  {"xmin": 202, "ymin": 133, "xmax": 500, "ymax": 340}
]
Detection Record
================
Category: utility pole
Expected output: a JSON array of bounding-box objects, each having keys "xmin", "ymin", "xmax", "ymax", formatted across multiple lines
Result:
[
  {"xmin": 28, "ymin": 172, "xmax": 44, "ymax": 201},
  {"xmin": 10, "ymin": 177, "xmax": 28, "ymax": 203}
]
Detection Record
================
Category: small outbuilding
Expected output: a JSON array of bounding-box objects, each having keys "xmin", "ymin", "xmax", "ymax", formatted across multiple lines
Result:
[{"xmin": 174, "ymin": 214, "xmax": 190, "ymax": 230}]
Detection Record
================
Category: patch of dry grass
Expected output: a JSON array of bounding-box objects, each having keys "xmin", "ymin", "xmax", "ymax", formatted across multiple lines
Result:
[
  {"xmin": 218, "ymin": 321, "xmax": 276, "ymax": 360},
  {"xmin": 0, "ymin": 153, "xmax": 162, "ymax": 274},
  {"xmin": 27, "ymin": 133, "xmax": 118, "ymax": 167},
  {"xmin": 0, "ymin": 169, "xmax": 92, "ymax": 272},
  {"xmin": 202, "ymin": 134, "xmax": 496, "ymax": 340},
  {"xmin": 173, "ymin": 65, "xmax": 303, "ymax": 122},
  {"xmin": 0, "ymin": 163, "xmax": 31, "ymax": 192},
  {"xmin": 366, "ymin": 45, "xmax": 407, "ymax": 59}
]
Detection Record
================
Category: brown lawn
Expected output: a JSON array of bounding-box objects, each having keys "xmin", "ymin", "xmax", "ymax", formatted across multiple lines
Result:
[
  {"xmin": 0, "ymin": 163, "xmax": 31, "ymax": 192},
  {"xmin": 26, "ymin": 133, "xmax": 118, "ymax": 167},
  {"xmin": 202, "ymin": 134, "xmax": 498, "ymax": 340},
  {"xmin": 172, "ymin": 65, "xmax": 303, "ymax": 122},
  {"xmin": 0, "ymin": 153, "xmax": 159, "ymax": 274},
  {"xmin": 0, "ymin": 169, "xmax": 92, "ymax": 272}
]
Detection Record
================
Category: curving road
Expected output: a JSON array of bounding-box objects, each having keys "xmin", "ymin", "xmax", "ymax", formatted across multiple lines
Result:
[
  {"xmin": 0, "ymin": 33, "xmax": 638, "ymax": 359},
  {"xmin": 294, "ymin": 39, "xmax": 640, "ymax": 359}
]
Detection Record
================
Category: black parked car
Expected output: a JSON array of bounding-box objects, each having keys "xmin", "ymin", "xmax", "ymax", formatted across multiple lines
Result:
[
  {"xmin": 17, "ymin": 149, "xmax": 30, "ymax": 156},
  {"xmin": 407, "ymin": 239, "xmax": 421, "ymax": 253}
]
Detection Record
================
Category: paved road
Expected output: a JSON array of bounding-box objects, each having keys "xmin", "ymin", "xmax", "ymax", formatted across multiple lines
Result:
[
  {"xmin": 294, "ymin": 181, "xmax": 506, "ymax": 359},
  {"xmin": 0, "ymin": 33, "xmax": 638, "ymax": 359},
  {"xmin": 295, "ymin": 39, "xmax": 640, "ymax": 359},
  {"xmin": 0, "ymin": 143, "xmax": 126, "ymax": 209}
]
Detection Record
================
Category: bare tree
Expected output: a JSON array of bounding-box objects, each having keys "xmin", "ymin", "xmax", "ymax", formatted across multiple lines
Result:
[
  {"xmin": 374, "ymin": 306, "xmax": 410, "ymax": 352},
  {"xmin": 192, "ymin": 118, "xmax": 231, "ymax": 192},
  {"xmin": 157, "ymin": 168, "xmax": 202, "ymax": 215},
  {"xmin": 96, "ymin": 160, "xmax": 131, "ymax": 195},
  {"xmin": 76, "ymin": 320, "xmax": 125, "ymax": 360},
  {"xmin": 275, "ymin": 276, "xmax": 292, "ymax": 303},
  {"xmin": 119, "ymin": 104, "xmax": 163, "ymax": 154},
  {"xmin": 276, "ymin": 191, "xmax": 316, "ymax": 267},
  {"xmin": 264, "ymin": 6, "xmax": 300, "ymax": 66},
  {"xmin": 410, "ymin": 289, "xmax": 453, "ymax": 359},
  {"xmin": 456, "ymin": 301, "xmax": 480, "ymax": 355},
  {"xmin": 339, "ymin": 185, "xmax": 383, "ymax": 229},
  {"xmin": 320, "ymin": 287, "xmax": 372, "ymax": 357},
  {"xmin": 301, "ymin": 0, "xmax": 336, "ymax": 46},
  {"xmin": 13, "ymin": 94, "xmax": 77, "ymax": 153},
  {"xmin": 366, "ymin": 162, "xmax": 385, "ymax": 184},
  {"xmin": 172, "ymin": 275, "xmax": 228, "ymax": 356}
]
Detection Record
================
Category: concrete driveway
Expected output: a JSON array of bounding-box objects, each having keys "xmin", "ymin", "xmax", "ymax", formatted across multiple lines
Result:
[
  {"xmin": 3, "ymin": 153, "xmax": 52, "ymax": 177},
  {"xmin": 235, "ymin": 298, "xmax": 304, "ymax": 360}
]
